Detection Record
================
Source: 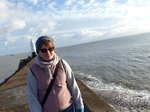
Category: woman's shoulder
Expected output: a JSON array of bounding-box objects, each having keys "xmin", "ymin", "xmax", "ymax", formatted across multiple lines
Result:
[
  {"xmin": 61, "ymin": 59, "xmax": 69, "ymax": 66},
  {"xmin": 61, "ymin": 59, "xmax": 67, "ymax": 63},
  {"xmin": 61, "ymin": 59, "xmax": 72, "ymax": 69},
  {"xmin": 30, "ymin": 62, "xmax": 41, "ymax": 71}
]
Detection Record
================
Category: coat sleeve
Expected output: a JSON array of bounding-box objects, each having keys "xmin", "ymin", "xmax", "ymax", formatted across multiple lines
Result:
[
  {"xmin": 27, "ymin": 69, "xmax": 42, "ymax": 112},
  {"xmin": 62, "ymin": 59, "xmax": 84, "ymax": 110}
]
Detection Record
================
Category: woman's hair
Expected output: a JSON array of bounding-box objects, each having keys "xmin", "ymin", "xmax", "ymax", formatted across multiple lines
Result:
[{"xmin": 36, "ymin": 36, "xmax": 55, "ymax": 54}]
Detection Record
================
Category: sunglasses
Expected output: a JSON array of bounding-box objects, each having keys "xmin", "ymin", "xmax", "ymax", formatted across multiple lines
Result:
[{"xmin": 40, "ymin": 47, "xmax": 54, "ymax": 53}]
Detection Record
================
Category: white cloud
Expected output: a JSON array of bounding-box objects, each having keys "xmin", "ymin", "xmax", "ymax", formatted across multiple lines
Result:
[
  {"xmin": 27, "ymin": 0, "xmax": 38, "ymax": 5},
  {"xmin": 28, "ymin": 27, "xmax": 37, "ymax": 34},
  {"xmin": 1, "ymin": 0, "xmax": 150, "ymax": 55},
  {"xmin": 123, "ymin": 4, "xmax": 150, "ymax": 19},
  {"xmin": 41, "ymin": 28, "xmax": 49, "ymax": 35},
  {"xmin": 77, "ymin": 0, "xmax": 85, "ymax": 5},
  {"xmin": 0, "ymin": 13, "xmax": 8, "ymax": 24},
  {"xmin": 0, "ymin": 0, "xmax": 28, "ymax": 37},
  {"xmin": 0, "ymin": 20, "xmax": 26, "ymax": 36},
  {"xmin": 65, "ymin": 0, "xmax": 76, "ymax": 6},
  {"xmin": 28, "ymin": 21, "xmax": 57, "ymax": 35},
  {"xmin": 61, "ymin": 33, "xmax": 75, "ymax": 39},
  {"xmin": 11, "ymin": 20, "xmax": 26, "ymax": 30},
  {"xmin": 4, "ymin": 42, "xmax": 8, "ymax": 46},
  {"xmin": 0, "ymin": 0, "xmax": 12, "ymax": 24},
  {"xmin": 47, "ymin": 21, "xmax": 57, "ymax": 30},
  {"xmin": 48, "ymin": 2, "xmax": 56, "ymax": 10},
  {"xmin": 56, "ymin": 29, "xmax": 104, "ymax": 46},
  {"xmin": 79, "ymin": 29, "xmax": 104, "ymax": 40},
  {"xmin": 6, "ymin": 36, "xmax": 19, "ymax": 43},
  {"xmin": 110, "ymin": 19, "xmax": 137, "ymax": 35},
  {"xmin": 34, "ymin": 21, "xmax": 57, "ymax": 35}
]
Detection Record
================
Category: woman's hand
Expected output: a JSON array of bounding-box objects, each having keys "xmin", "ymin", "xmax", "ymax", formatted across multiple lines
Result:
[{"xmin": 76, "ymin": 108, "xmax": 84, "ymax": 112}]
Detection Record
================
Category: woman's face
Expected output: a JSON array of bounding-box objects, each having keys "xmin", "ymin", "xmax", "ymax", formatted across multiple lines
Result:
[{"xmin": 39, "ymin": 44, "xmax": 55, "ymax": 62}]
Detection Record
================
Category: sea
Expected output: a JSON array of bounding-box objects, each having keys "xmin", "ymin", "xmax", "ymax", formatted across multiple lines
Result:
[{"xmin": 0, "ymin": 33, "xmax": 150, "ymax": 112}]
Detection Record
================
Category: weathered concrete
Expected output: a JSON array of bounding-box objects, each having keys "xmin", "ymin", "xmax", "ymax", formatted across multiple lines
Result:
[{"xmin": 0, "ymin": 58, "xmax": 118, "ymax": 112}]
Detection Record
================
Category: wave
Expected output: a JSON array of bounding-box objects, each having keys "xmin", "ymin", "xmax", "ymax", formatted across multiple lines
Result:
[{"xmin": 75, "ymin": 72, "xmax": 150, "ymax": 112}]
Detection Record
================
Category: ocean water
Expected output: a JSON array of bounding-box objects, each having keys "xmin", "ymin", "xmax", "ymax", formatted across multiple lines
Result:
[
  {"xmin": 0, "ymin": 52, "xmax": 31, "ymax": 83},
  {"xmin": 55, "ymin": 33, "xmax": 150, "ymax": 112},
  {"xmin": 0, "ymin": 33, "xmax": 150, "ymax": 111}
]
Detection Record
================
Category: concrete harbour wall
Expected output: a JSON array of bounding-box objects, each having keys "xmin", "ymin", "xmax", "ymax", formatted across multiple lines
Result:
[{"xmin": 0, "ymin": 58, "xmax": 117, "ymax": 112}]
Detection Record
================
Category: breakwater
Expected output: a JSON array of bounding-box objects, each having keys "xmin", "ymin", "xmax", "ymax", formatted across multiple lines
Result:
[{"xmin": 0, "ymin": 58, "xmax": 117, "ymax": 112}]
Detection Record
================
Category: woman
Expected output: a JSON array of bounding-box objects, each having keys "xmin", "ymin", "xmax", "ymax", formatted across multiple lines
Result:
[{"xmin": 27, "ymin": 36, "xmax": 84, "ymax": 112}]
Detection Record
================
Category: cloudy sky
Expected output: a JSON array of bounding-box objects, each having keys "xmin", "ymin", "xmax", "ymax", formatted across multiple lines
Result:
[{"xmin": 0, "ymin": 0, "xmax": 150, "ymax": 56}]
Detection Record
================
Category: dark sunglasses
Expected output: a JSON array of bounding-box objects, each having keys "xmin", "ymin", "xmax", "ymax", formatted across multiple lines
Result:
[{"xmin": 40, "ymin": 47, "xmax": 54, "ymax": 53}]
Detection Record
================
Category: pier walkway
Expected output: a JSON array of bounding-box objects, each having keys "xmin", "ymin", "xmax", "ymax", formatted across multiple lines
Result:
[{"xmin": 0, "ymin": 58, "xmax": 117, "ymax": 112}]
